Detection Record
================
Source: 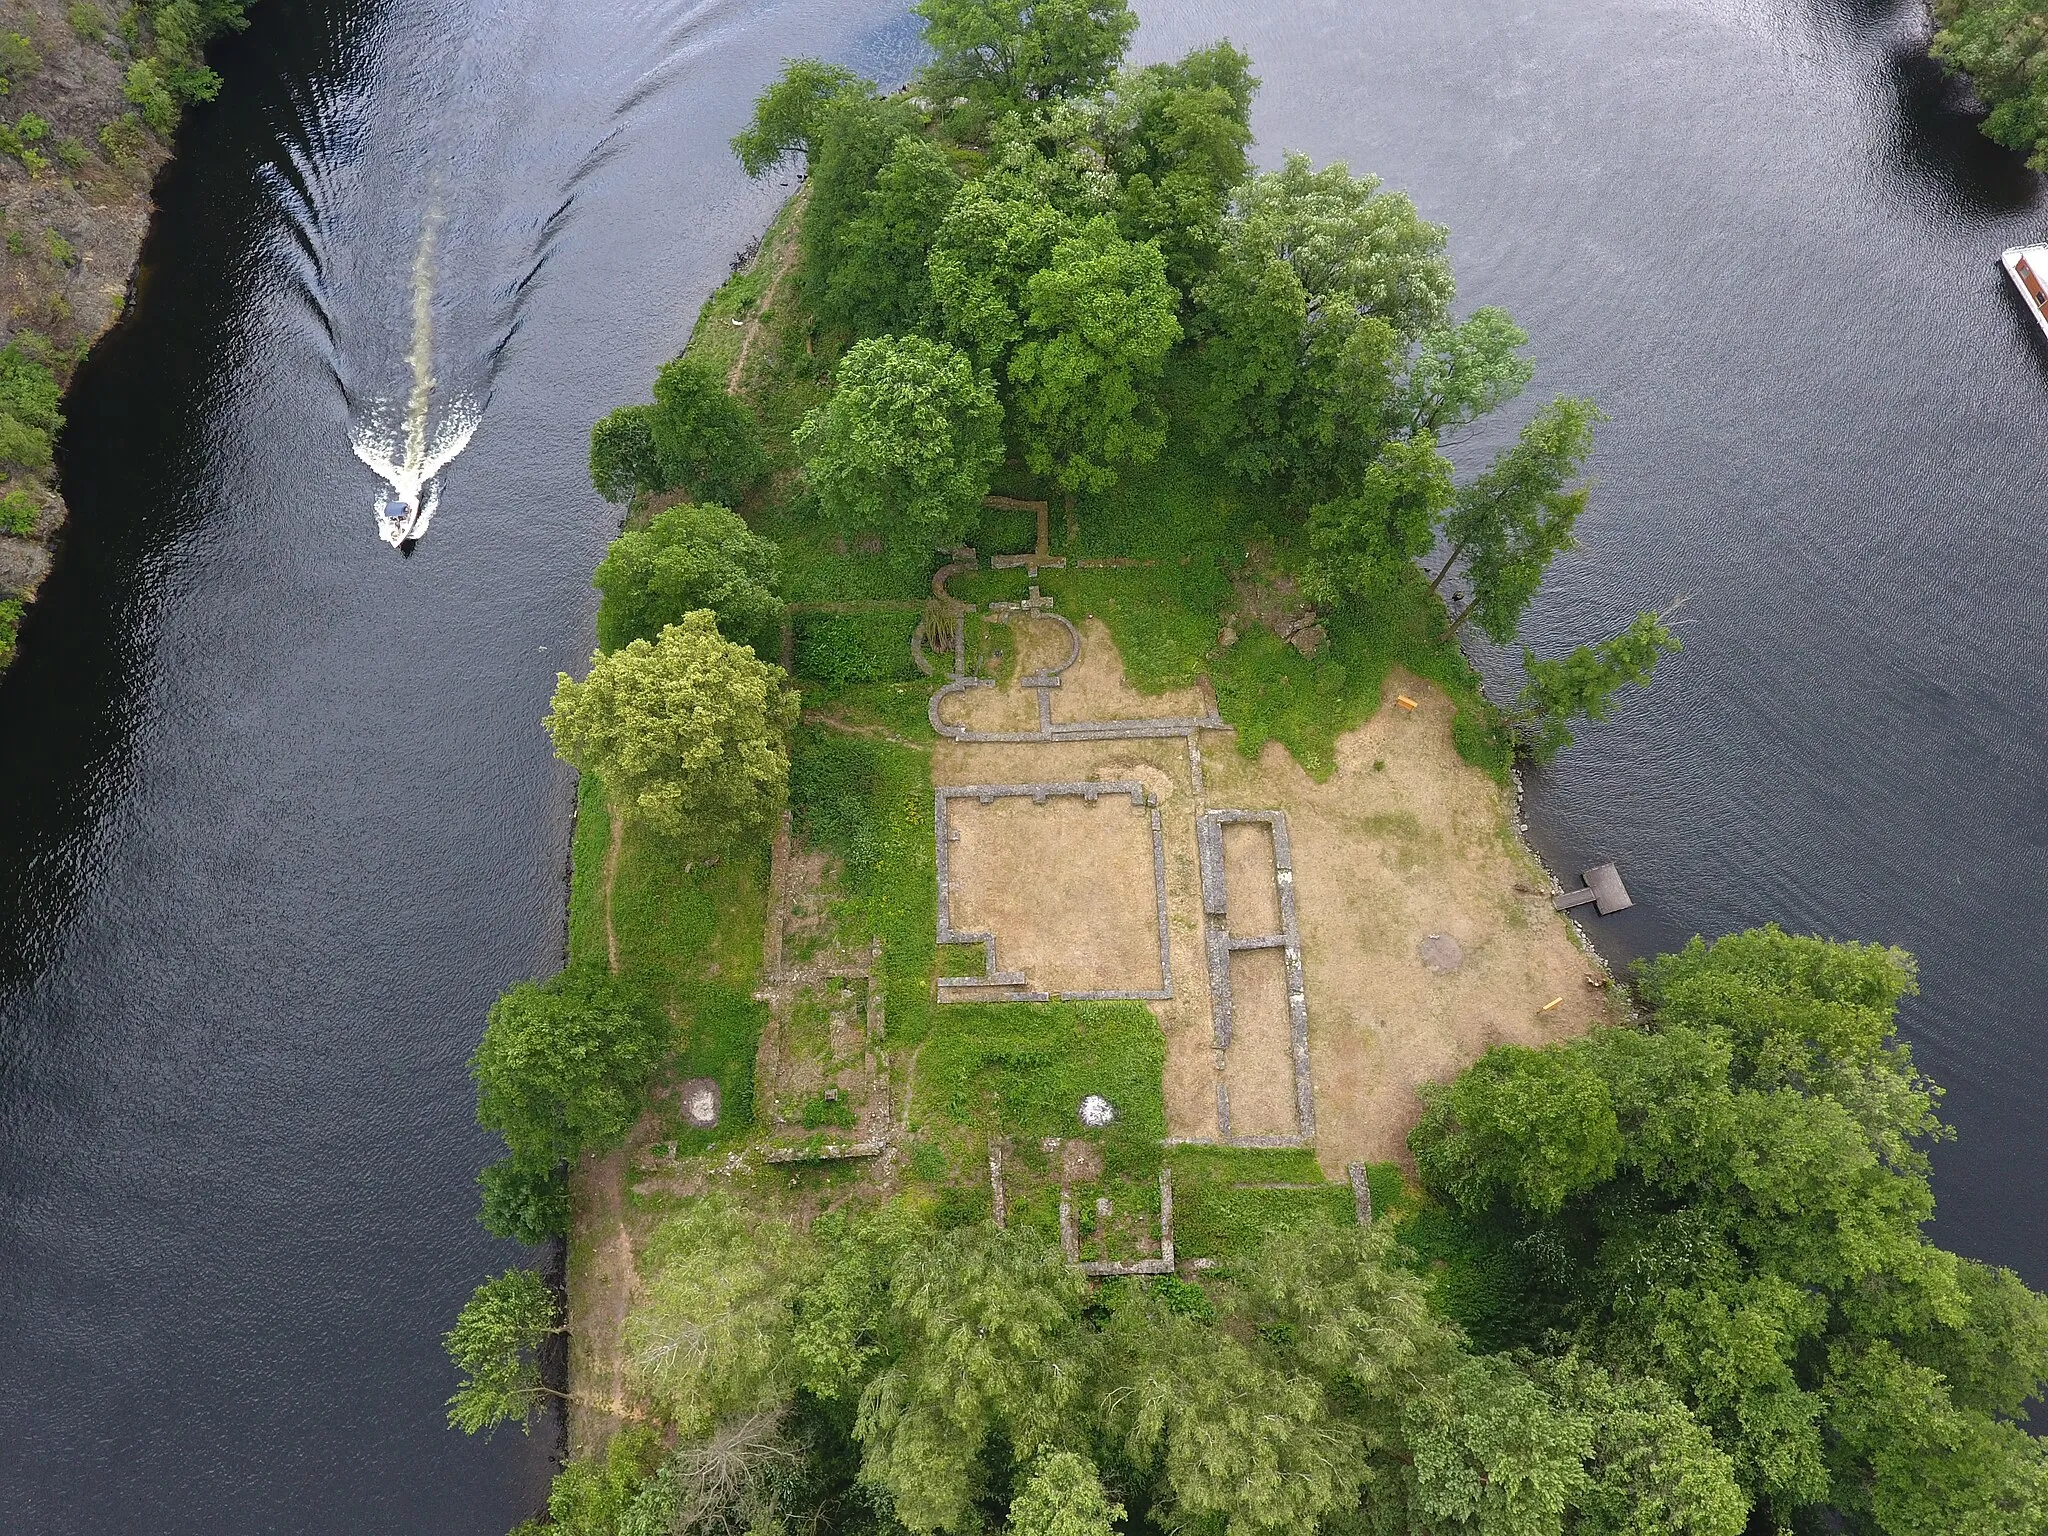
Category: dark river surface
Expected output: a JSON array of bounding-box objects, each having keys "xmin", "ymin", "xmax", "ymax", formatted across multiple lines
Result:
[{"xmin": 0, "ymin": 0, "xmax": 2043, "ymax": 1528}]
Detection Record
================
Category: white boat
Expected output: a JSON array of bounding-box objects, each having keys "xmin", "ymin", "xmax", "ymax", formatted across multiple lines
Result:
[{"xmin": 2002, "ymin": 246, "xmax": 2048, "ymax": 342}]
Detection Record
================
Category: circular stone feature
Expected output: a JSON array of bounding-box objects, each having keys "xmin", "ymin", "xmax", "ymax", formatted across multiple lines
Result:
[
  {"xmin": 1079, "ymin": 1094, "xmax": 1116, "ymax": 1128},
  {"xmin": 1418, "ymin": 934, "xmax": 1464, "ymax": 974},
  {"xmin": 679, "ymin": 1077, "xmax": 721, "ymax": 1128}
]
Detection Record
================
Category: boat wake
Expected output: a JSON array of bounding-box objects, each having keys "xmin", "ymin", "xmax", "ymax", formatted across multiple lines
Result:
[{"xmin": 349, "ymin": 202, "xmax": 480, "ymax": 547}]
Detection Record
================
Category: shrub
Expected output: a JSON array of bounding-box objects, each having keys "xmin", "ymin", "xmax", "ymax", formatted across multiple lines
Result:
[
  {"xmin": 0, "ymin": 32, "xmax": 41, "ymax": 90},
  {"xmin": 477, "ymin": 1152, "xmax": 570, "ymax": 1244},
  {"xmin": 0, "ymin": 487, "xmax": 39, "ymax": 534},
  {"xmin": 0, "ymin": 596, "xmax": 21, "ymax": 667},
  {"xmin": 791, "ymin": 610, "xmax": 919, "ymax": 685},
  {"xmin": 99, "ymin": 114, "xmax": 146, "ymax": 170},
  {"xmin": 67, "ymin": 5, "xmax": 103, "ymax": 43},
  {"xmin": 588, "ymin": 402, "xmax": 659, "ymax": 503},
  {"xmin": 55, "ymin": 137, "xmax": 91, "ymax": 171},
  {"xmin": 124, "ymin": 60, "xmax": 178, "ymax": 136}
]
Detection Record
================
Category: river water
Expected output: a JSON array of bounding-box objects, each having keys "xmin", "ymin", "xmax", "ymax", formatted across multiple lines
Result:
[{"xmin": 0, "ymin": 0, "xmax": 2039, "ymax": 1528}]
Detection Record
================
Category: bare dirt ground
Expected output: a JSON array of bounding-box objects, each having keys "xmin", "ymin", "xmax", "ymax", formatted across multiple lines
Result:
[
  {"xmin": 946, "ymin": 793, "xmax": 1164, "ymax": 994},
  {"xmin": 932, "ymin": 631, "xmax": 1623, "ymax": 1172},
  {"xmin": 1201, "ymin": 665, "xmax": 1625, "ymax": 1173},
  {"xmin": 567, "ymin": 1138, "xmax": 643, "ymax": 1455},
  {"xmin": 1052, "ymin": 617, "xmax": 1208, "ymax": 723},
  {"xmin": 1221, "ymin": 820, "xmax": 1281, "ymax": 937},
  {"xmin": 1220, "ymin": 945, "xmax": 1297, "ymax": 1138}
]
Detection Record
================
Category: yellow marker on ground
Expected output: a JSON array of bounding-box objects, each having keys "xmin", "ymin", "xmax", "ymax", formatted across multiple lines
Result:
[
  {"xmin": 1395, "ymin": 694, "xmax": 1418, "ymax": 710},
  {"xmin": 1541, "ymin": 997, "xmax": 1564, "ymax": 1011}
]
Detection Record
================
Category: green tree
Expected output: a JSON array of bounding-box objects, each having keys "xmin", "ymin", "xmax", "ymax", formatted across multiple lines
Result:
[
  {"xmin": 801, "ymin": 92, "xmax": 926, "ymax": 321},
  {"xmin": 915, "ymin": 0, "xmax": 1136, "ymax": 107},
  {"xmin": 1932, "ymin": 0, "xmax": 2048, "ymax": 170},
  {"xmin": 1008, "ymin": 217, "xmax": 1181, "ymax": 495},
  {"xmin": 1008, "ymin": 1451, "xmax": 1124, "ymax": 1536},
  {"xmin": 445, "ymin": 1267, "xmax": 560, "ymax": 1434},
  {"xmin": 822, "ymin": 134, "xmax": 962, "ymax": 336},
  {"xmin": 1412, "ymin": 1041, "xmax": 1624, "ymax": 1216},
  {"xmin": 546, "ymin": 610, "xmax": 800, "ymax": 846},
  {"xmin": 1399, "ymin": 307, "xmax": 1536, "ymax": 439},
  {"xmin": 1432, "ymin": 396, "xmax": 1602, "ymax": 641},
  {"xmin": 731, "ymin": 58, "xmax": 871, "ymax": 176},
  {"xmin": 1104, "ymin": 43, "xmax": 1258, "ymax": 288},
  {"xmin": 476, "ymin": 1150, "xmax": 570, "ymax": 1244},
  {"xmin": 1408, "ymin": 926, "xmax": 2048, "ymax": 1530},
  {"xmin": 1194, "ymin": 152, "xmax": 1455, "ymax": 493},
  {"xmin": 472, "ymin": 966, "xmax": 668, "ymax": 1167},
  {"xmin": 854, "ymin": 1225, "xmax": 1089, "ymax": 1532},
  {"xmin": 1509, "ymin": 611, "xmax": 1681, "ymax": 762},
  {"xmin": 0, "ymin": 337, "xmax": 61, "ymax": 473},
  {"xmin": 541, "ymin": 1426, "xmax": 666, "ymax": 1536},
  {"xmin": 1303, "ymin": 432, "xmax": 1455, "ymax": 605},
  {"xmin": 928, "ymin": 177, "xmax": 1070, "ymax": 370},
  {"xmin": 794, "ymin": 334, "xmax": 1004, "ymax": 565},
  {"xmin": 647, "ymin": 357, "xmax": 766, "ymax": 507},
  {"xmin": 592, "ymin": 501, "xmax": 784, "ymax": 656},
  {"xmin": 624, "ymin": 1199, "xmax": 810, "ymax": 1436},
  {"xmin": 588, "ymin": 403, "xmax": 661, "ymax": 503}
]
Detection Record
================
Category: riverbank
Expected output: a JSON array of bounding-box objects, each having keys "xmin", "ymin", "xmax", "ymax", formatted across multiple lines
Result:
[{"xmin": 0, "ymin": 0, "xmax": 254, "ymax": 667}]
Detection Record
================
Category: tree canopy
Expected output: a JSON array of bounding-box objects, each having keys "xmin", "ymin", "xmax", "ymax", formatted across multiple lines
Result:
[
  {"xmin": 545, "ymin": 611, "xmax": 800, "ymax": 847},
  {"xmin": 588, "ymin": 358, "xmax": 766, "ymax": 508},
  {"xmin": 730, "ymin": 58, "xmax": 870, "ymax": 177},
  {"xmin": 1008, "ymin": 216, "xmax": 1182, "ymax": 493},
  {"xmin": 445, "ymin": 1267, "xmax": 559, "ymax": 1435},
  {"xmin": 794, "ymin": 333, "xmax": 1005, "ymax": 564},
  {"xmin": 471, "ymin": 965, "xmax": 669, "ymax": 1168},
  {"xmin": 1931, "ymin": 0, "xmax": 2048, "ymax": 170},
  {"xmin": 915, "ymin": 0, "xmax": 1137, "ymax": 108},
  {"xmin": 1511, "ymin": 611, "xmax": 1682, "ymax": 762},
  {"xmin": 592, "ymin": 501, "xmax": 784, "ymax": 657},
  {"xmin": 1409, "ymin": 925, "xmax": 2048, "ymax": 1531}
]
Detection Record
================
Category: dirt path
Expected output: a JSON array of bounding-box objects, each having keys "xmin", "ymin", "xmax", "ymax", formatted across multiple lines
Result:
[
  {"xmin": 728, "ymin": 185, "xmax": 808, "ymax": 394},
  {"xmin": 603, "ymin": 807, "xmax": 624, "ymax": 975},
  {"xmin": 568, "ymin": 1140, "xmax": 643, "ymax": 1453}
]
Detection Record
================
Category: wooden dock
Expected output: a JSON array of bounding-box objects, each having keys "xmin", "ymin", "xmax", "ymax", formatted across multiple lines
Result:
[{"xmin": 1552, "ymin": 862, "xmax": 1633, "ymax": 915}]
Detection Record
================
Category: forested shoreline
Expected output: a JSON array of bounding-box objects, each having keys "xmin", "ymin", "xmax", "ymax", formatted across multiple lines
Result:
[
  {"xmin": 439, "ymin": 2, "xmax": 2048, "ymax": 1532},
  {"xmin": 0, "ymin": 0, "xmax": 259, "ymax": 669}
]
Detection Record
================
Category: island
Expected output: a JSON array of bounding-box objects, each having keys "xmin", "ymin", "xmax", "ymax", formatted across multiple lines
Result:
[{"xmin": 443, "ymin": 4, "xmax": 2048, "ymax": 1532}]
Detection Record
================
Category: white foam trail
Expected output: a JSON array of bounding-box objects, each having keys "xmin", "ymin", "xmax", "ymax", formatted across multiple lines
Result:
[{"xmin": 351, "ymin": 202, "xmax": 480, "ymax": 546}]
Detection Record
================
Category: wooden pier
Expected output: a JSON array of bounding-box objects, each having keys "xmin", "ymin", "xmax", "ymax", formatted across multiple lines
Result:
[{"xmin": 1552, "ymin": 862, "xmax": 1633, "ymax": 915}]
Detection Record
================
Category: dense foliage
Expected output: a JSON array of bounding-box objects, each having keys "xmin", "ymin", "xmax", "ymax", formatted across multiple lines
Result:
[
  {"xmin": 1933, "ymin": 0, "xmax": 2048, "ymax": 170},
  {"xmin": 590, "ymin": 358, "xmax": 766, "ymax": 507},
  {"xmin": 592, "ymin": 501, "xmax": 785, "ymax": 657},
  {"xmin": 1410, "ymin": 926, "xmax": 2048, "ymax": 1532},
  {"xmin": 709, "ymin": 0, "xmax": 1670, "ymax": 749}
]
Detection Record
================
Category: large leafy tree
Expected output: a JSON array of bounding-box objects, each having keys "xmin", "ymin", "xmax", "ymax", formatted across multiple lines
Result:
[
  {"xmin": 730, "ymin": 58, "xmax": 871, "ymax": 176},
  {"xmin": 928, "ymin": 177, "xmax": 1071, "ymax": 370},
  {"xmin": 471, "ymin": 965, "xmax": 668, "ymax": 1168},
  {"xmin": 445, "ymin": 1267, "xmax": 560, "ymax": 1435},
  {"xmin": 546, "ymin": 611, "xmax": 800, "ymax": 848},
  {"xmin": 801, "ymin": 92, "xmax": 927, "ymax": 322},
  {"xmin": 1408, "ymin": 926, "xmax": 2048, "ymax": 1531},
  {"xmin": 1932, "ymin": 0, "xmax": 2048, "ymax": 171},
  {"xmin": 648, "ymin": 357, "xmax": 766, "ymax": 507},
  {"xmin": 1303, "ymin": 432, "xmax": 1455, "ymax": 606},
  {"xmin": 1008, "ymin": 216, "xmax": 1182, "ymax": 494},
  {"xmin": 795, "ymin": 334, "xmax": 1005, "ymax": 566},
  {"xmin": 823, "ymin": 134, "xmax": 962, "ymax": 336},
  {"xmin": 592, "ymin": 501, "xmax": 784, "ymax": 657},
  {"xmin": 1103, "ymin": 43, "xmax": 1258, "ymax": 288},
  {"xmin": 1432, "ymin": 395, "xmax": 1601, "ymax": 641},
  {"xmin": 915, "ymin": 0, "xmax": 1136, "ymax": 108},
  {"xmin": 1196, "ymin": 152, "xmax": 1458, "ymax": 496}
]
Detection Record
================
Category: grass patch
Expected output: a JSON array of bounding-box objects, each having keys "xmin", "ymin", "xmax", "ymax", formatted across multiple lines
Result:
[
  {"xmin": 918, "ymin": 1001, "xmax": 1165, "ymax": 1178},
  {"xmin": 1165, "ymin": 1146, "xmax": 1353, "ymax": 1259},
  {"xmin": 568, "ymin": 773, "xmax": 772, "ymax": 1149},
  {"xmin": 787, "ymin": 724, "xmax": 937, "ymax": 1046},
  {"xmin": 1211, "ymin": 578, "xmax": 1514, "ymax": 784}
]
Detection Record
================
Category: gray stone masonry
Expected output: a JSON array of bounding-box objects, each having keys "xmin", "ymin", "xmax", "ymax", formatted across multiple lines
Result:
[{"xmin": 1195, "ymin": 810, "xmax": 1317, "ymax": 1144}]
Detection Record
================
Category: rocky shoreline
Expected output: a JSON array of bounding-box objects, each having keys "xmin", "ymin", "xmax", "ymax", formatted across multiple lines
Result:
[{"xmin": 0, "ymin": 0, "xmax": 244, "ymax": 667}]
